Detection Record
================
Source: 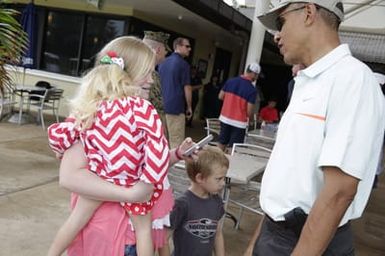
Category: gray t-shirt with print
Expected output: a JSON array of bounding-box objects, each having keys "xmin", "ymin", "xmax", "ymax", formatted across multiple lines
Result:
[{"xmin": 170, "ymin": 190, "xmax": 225, "ymax": 256}]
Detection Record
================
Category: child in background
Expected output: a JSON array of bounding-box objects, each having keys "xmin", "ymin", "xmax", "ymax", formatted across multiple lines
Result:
[
  {"xmin": 168, "ymin": 146, "xmax": 229, "ymax": 256},
  {"xmin": 47, "ymin": 36, "xmax": 171, "ymax": 256},
  {"xmin": 259, "ymin": 99, "xmax": 279, "ymax": 124},
  {"xmin": 259, "ymin": 99, "xmax": 279, "ymax": 132}
]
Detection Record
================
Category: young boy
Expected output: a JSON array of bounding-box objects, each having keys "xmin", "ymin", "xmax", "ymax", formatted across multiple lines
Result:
[
  {"xmin": 259, "ymin": 99, "xmax": 279, "ymax": 124},
  {"xmin": 169, "ymin": 146, "xmax": 229, "ymax": 256}
]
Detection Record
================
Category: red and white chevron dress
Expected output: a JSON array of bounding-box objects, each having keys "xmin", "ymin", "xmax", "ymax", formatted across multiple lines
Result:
[{"xmin": 48, "ymin": 97, "xmax": 170, "ymax": 215}]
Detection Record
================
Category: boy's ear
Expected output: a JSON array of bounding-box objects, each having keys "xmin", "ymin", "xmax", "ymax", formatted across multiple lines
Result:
[{"xmin": 195, "ymin": 173, "xmax": 204, "ymax": 183}]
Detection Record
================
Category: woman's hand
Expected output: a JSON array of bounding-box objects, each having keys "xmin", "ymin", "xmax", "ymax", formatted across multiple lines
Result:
[
  {"xmin": 179, "ymin": 137, "xmax": 209, "ymax": 161},
  {"xmin": 178, "ymin": 137, "xmax": 195, "ymax": 158},
  {"xmin": 169, "ymin": 137, "xmax": 198, "ymax": 165}
]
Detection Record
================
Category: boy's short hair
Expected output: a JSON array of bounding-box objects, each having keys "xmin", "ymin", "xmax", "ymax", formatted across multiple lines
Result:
[{"xmin": 186, "ymin": 146, "xmax": 229, "ymax": 182}]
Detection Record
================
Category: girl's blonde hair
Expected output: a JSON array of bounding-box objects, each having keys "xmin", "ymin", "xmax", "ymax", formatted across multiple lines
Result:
[{"xmin": 70, "ymin": 36, "xmax": 155, "ymax": 129}]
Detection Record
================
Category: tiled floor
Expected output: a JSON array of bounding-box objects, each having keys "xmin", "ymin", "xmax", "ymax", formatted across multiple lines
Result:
[{"xmin": 0, "ymin": 118, "xmax": 384, "ymax": 255}]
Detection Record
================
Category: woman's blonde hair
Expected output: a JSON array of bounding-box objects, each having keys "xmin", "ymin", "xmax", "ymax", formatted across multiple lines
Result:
[{"xmin": 70, "ymin": 36, "xmax": 155, "ymax": 129}]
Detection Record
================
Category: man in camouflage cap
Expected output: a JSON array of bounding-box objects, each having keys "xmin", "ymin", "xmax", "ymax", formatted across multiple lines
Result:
[
  {"xmin": 143, "ymin": 30, "xmax": 171, "ymax": 52},
  {"xmin": 143, "ymin": 31, "xmax": 171, "ymax": 134}
]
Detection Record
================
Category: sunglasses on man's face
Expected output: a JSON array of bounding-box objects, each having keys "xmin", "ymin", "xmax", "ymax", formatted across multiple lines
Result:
[{"xmin": 275, "ymin": 6, "xmax": 306, "ymax": 31}]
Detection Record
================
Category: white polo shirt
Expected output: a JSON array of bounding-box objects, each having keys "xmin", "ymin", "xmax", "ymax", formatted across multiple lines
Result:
[{"xmin": 260, "ymin": 44, "xmax": 385, "ymax": 226}]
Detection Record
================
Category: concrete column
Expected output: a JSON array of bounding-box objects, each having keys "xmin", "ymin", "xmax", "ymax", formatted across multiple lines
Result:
[
  {"xmin": 245, "ymin": 0, "xmax": 271, "ymax": 67},
  {"xmin": 237, "ymin": 32, "xmax": 250, "ymax": 74}
]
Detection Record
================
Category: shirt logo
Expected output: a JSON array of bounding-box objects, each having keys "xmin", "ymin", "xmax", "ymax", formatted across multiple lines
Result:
[
  {"xmin": 184, "ymin": 218, "xmax": 218, "ymax": 239},
  {"xmin": 296, "ymin": 112, "xmax": 326, "ymax": 121},
  {"xmin": 302, "ymin": 97, "xmax": 314, "ymax": 102}
]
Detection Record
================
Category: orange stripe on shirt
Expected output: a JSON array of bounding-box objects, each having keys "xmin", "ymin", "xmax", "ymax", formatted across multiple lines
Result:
[{"xmin": 296, "ymin": 113, "xmax": 326, "ymax": 121}]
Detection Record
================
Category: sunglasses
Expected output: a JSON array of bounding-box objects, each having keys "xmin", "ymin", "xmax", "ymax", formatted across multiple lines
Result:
[
  {"xmin": 275, "ymin": 6, "xmax": 306, "ymax": 31},
  {"xmin": 182, "ymin": 44, "xmax": 191, "ymax": 49}
]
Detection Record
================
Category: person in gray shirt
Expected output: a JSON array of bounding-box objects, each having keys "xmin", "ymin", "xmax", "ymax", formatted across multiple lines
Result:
[{"xmin": 169, "ymin": 146, "xmax": 229, "ymax": 256}]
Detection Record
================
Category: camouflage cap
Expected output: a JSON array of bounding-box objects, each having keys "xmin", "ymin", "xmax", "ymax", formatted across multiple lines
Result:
[{"xmin": 143, "ymin": 31, "xmax": 171, "ymax": 51}]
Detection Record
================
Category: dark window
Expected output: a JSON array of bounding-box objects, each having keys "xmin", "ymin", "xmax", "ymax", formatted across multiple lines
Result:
[
  {"xmin": 80, "ymin": 17, "xmax": 125, "ymax": 74},
  {"xmin": 129, "ymin": 17, "xmax": 195, "ymax": 64},
  {"xmin": 34, "ymin": 7, "xmax": 188, "ymax": 77},
  {"xmin": 41, "ymin": 11, "xmax": 83, "ymax": 76},
  {"xmin": 41, "ymin": 10, "xmax": 126, "ymax": 76}
]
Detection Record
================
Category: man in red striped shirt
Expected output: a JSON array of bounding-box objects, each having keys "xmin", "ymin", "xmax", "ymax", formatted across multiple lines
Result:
[{"xmin": 217, "ymin": 63, "xmax": 259, "ymax": 151}]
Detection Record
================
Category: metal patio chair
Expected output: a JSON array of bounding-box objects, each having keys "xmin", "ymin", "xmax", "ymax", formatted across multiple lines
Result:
[
  {"xmin": 227, "ymin": 143, "xmax": 271, "ymax": 229},
  {"xmin": 28, "ymin": 88, "xmax": 64, "ymax": 129},
  {"xmin": 205, "ymin": 118, "xmax": 221, "ymax": 136}
]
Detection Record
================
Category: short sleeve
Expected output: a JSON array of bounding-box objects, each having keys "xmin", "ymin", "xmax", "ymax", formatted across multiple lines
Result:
[
  {"xmin": 318, "ymin": 66, "xmax": 385, "ymax": 179},
  {"xmin": 170, "ymin": 195, "xmax": 188, "ymax": 230},
  {"xmin": 47, "ymin": 118, "xmax": 79, "ymax": 154},
  {"xmin": 246, "ymin": 87, "xmax": 257, "ymax": 104},
  {"xmin": 222, "ymin": 80, "xmax": 229, "ymax": 92},
  {"xmin": 133, "ymin": 98, "xmax": 170, "ymax": 184}
]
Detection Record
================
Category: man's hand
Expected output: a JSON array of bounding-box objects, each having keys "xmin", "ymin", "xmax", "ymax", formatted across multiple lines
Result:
[{"xmin": 186, "ymin": 107, "xmax": 193, "ymax": 120}]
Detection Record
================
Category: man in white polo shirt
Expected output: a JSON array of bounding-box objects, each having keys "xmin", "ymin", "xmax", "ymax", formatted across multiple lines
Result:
[{"xmin": 243, "ymin": 1, "xmax": 385, "ymax": 255}]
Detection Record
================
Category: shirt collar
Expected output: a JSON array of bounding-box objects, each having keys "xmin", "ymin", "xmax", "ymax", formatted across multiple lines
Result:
[
  {"xmin": 172, "ymin": 52, "xmax": 184, "ymax": 59},
  {"xmin": 241, "ymin": 75, "xmax": 252, "ymax": 81},
  {"xmin": 300, "ymin": 44, "xmax": 351, "ymax": 78}
]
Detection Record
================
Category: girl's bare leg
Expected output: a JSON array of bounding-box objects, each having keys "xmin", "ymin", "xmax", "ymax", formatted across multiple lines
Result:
[
  {"xmin": 158, "ymin": 245, "xmax": 171, "ymax": 256},
  {"xmin": 158, "ymin": 228, "xmax": 172, "ymax": 256},
  {"xmin": 130, "ymin": 213, "xmax": 153, "ymax": 256},
  {"xmin": 47, "ymin": 196, "xmax": 101, "ymax": 256},
  {"xmin": 158, "ymin": 227, "xmax": 172, "ymax": 256}
]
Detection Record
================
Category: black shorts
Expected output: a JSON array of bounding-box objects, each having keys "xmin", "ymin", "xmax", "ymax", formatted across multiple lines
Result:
[
  {"xmin": 218, "ymin": 122, "xmax": 246, "ymax": 147},
  {"xmin": 253, "ymin": 216, "xmax": 354, "ymax": 256}
]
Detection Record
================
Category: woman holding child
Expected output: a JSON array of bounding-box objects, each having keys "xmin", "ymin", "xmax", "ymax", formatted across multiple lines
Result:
[{"xmin": 47, "ymin": 36, "xmax": 195, "ymax": 256}]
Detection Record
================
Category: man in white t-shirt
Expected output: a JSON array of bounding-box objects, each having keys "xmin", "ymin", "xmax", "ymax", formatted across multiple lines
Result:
[{"xmin": 243, "ymin": 1, "xmax": 385, "ymax": 255}]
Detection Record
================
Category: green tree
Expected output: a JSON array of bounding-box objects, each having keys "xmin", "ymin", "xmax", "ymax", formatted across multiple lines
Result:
[
  {"xmin": 0, "ymin": 7, "xmax": 28, "ymax": 91},
  {"xmin": 0, "ymin": 7, "xmax": 28, "ymax": 118}
]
